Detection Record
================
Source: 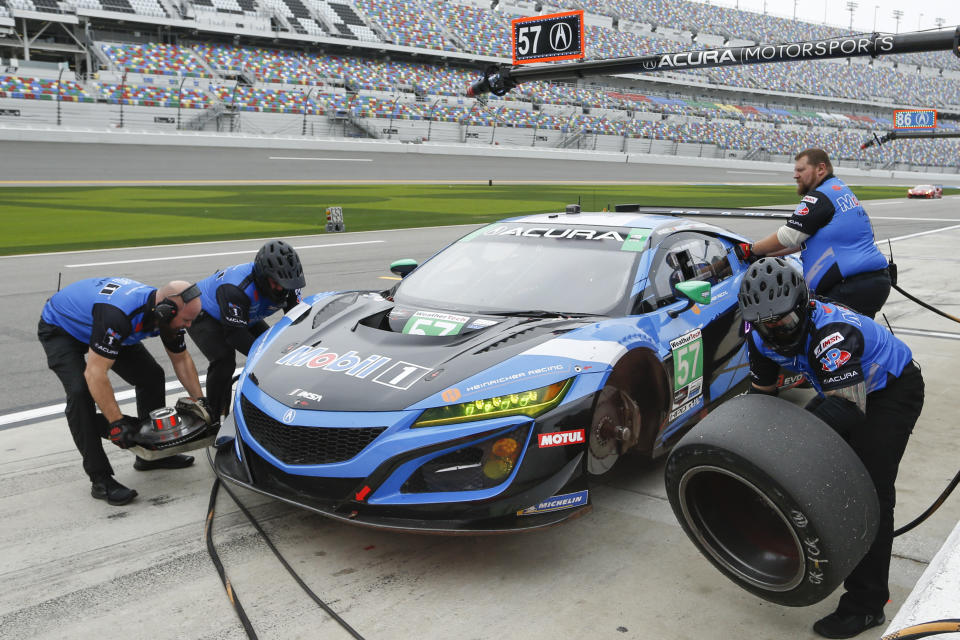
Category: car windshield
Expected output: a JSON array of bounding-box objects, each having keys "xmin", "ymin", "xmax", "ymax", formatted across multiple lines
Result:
[{"xmin": 395, "ymin": 222, "xmax": 647, "ymax": 315}]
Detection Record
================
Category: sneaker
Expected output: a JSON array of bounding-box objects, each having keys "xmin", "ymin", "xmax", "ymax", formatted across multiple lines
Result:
[
  {"xmin": 133, "ymin": 454, "xmax": 195, "ymax": 471},
  {"xmin": 91, "ymin": 476, "xmax": 138, "ymax": 506},
  {"xmin": 813, "ymin": 611, "xmax": 886, "ymax": 639}
]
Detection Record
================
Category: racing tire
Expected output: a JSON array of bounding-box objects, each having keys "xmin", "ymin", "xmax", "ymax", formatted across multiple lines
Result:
[{"xmin": 664, "ymin": 394, "xmax": 878, "ymax": 607}]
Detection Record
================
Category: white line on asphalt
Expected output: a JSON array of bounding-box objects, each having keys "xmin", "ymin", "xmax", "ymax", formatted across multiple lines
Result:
[
  {"xmin": 725, "ymin": 170, "xmax": 777, "ymax": 175},
  {"xmin": 880, "ymin": 224, "xmax": 960, "ymax": 244},
  {"xmin": 66, "ymin": 240, "xmax": 384, "ymax": 267},
  {"xmin": 890, "ymin": 327, "xmax": 960, "ymax": 340},
  {"xmin": 872, "ymin": 216, "xmax": 960, "ymax": 222},
  {"xmin": 268, "ymin": 157, "xmax": 373, "ymax": 161},
  {"xmin": 0, "ymin": 370, "xmax": 242, "ymax": 428}
]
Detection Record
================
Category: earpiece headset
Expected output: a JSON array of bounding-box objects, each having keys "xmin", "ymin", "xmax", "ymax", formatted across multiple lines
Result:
[{"xmin": 155, "ymin": 283, "xmax": 201, "ymax": 324}]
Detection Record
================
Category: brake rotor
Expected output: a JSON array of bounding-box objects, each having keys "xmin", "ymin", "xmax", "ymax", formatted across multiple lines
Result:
[
  {"xmin": 133, "ymin": 407, "xmax": 210, "ymax": 450},
  {"xmin": 587, "ymin": 385, "xmax": 632, "ymax": 475}
]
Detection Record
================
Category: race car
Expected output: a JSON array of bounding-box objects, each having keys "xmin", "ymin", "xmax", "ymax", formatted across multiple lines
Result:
[
  {"xmin": 907, "ymin": 184, "xmax": 943, "ymax": 198},
  {"xmin": 213, "ymin": 208, "xmax": 761, "ymax": 533}
]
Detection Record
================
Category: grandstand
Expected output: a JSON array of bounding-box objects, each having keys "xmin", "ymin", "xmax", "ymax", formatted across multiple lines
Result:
[{"xmin": 0, "ymin": 0, "xmax": 957, "ymax": 171}]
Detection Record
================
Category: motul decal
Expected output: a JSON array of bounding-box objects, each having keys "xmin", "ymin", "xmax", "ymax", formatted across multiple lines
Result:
[{"xmin": 538, "ymin": 429, "xmax": 586, "ymax": 447}]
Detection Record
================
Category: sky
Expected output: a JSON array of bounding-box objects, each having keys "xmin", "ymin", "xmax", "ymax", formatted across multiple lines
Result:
[{"xmin": 690, "ymin": 0, "xmax": 960, "ymax": 35}]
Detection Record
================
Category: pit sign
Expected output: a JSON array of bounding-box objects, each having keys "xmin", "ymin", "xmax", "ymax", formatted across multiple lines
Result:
[
  {"xmin": 893, "ymin": 109, "xmax": 937, "ymax": 129},
  {"xmin": 511, "ymin": 10, "xmax": 585, "ymax": 64}
]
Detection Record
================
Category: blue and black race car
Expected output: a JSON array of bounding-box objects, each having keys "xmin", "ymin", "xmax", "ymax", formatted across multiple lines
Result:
[{"xmin": 213, "ymin": 208, "xmax": 760, "ymax": 533}]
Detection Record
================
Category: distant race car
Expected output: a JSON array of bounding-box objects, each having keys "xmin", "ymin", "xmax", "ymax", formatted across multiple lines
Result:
[
  {"xmin": 907, "ymin": 184, "xmax": 943, "ymax": 198},
  {"xmin": 214, "ymin": 208, "xmax": 773, "ymax": 533}
]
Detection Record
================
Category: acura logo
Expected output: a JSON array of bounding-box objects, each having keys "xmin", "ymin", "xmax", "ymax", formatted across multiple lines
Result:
[
  {"xmin": 282, "ymin": 409, "xmax": 296, "ymax": 424},
  {"xmin": 549, "ymin": 22, "xmax": 572, "ymax": 51}
]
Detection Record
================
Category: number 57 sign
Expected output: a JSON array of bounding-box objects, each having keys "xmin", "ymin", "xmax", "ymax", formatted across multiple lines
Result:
[{"xmin": 512, "ymin": 10, "xmax": 585, "ymax": 65}]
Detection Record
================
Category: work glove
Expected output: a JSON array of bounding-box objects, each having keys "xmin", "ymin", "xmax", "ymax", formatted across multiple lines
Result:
[
  {"xmin": 175, "ymin": 396, "xmax": 214, "ymax": 425},
  {"xmin": 734, "ymin": 242, "xmax": 758, "ymax": 263},
  {"xmin": 107, "ymin": 415, "xmax": 141, "ymax": 449}
]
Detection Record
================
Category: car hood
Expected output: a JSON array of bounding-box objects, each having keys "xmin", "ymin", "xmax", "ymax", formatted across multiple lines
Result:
[{"xmin": 248, "ymin": 292, "xmax": 597, "ymax": 411}]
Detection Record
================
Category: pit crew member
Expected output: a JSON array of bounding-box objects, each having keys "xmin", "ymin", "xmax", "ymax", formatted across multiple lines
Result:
[
  {"xmin": 744, "ymin": 148, "xmax": 891, "ymax": 318},
  {"xmin": 38, "ymin": 279, "xmax": 207, "ymax": 506},
  {"xmin": 187, "ymin": 240, "xmax": 306, "ymax": 419},
  {"xmin": 739, "ymin": 258, "xmax": 923, "ymax": 639}
]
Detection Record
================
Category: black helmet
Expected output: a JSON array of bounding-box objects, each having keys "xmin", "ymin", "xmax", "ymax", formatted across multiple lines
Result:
[
  {"xmin": 253, "ymin": 240, "xmax": 305, "ymax": 302},
  {"xmin": 738, "ymin": 257, "xmax": 810, "ymax": 356}
]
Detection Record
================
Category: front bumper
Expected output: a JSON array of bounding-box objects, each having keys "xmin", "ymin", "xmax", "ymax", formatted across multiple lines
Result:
[{"xmin": 212, "ymin": 388, "xmax": 597, "ymax": 533}]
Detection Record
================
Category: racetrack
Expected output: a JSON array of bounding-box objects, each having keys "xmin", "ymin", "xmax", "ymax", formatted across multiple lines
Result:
[
  {"xmin": 0, "ymin": 141, "xmax": 941, "ymax": 186},
  {"xmin": 1, "ymin": 146, "xmax": 959, "ymax": 640}
]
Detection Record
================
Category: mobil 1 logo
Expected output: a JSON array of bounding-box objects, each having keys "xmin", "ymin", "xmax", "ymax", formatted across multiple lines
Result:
[{"xmin": 511, "ymin": 10, "xmax": 585, "ymax": 64}]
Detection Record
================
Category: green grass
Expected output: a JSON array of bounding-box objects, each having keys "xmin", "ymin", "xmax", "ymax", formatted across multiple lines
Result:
[{"xmin": 0, "ymin": 184, "xmax": 910, "ymax": 255}]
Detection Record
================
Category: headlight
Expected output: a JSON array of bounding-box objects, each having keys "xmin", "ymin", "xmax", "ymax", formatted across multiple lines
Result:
[{"xmin": 412, "ymin": 379, "xmax": 572, "ymax": 428}]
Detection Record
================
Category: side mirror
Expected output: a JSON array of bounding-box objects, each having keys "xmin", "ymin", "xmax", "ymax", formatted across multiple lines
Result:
[
  {"xmin": 669, "ymin": 281, "xmax": 711, "ymax": 318},
  {"xmin": 390, "ymin": 259, "xmax": 418, "ymax": 278},
  {"xmin": 676, "ymin": 280, "xmax": 711, "ymax": 305}
]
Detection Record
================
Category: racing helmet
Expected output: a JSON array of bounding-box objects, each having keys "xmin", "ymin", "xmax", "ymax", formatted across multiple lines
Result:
[
  {"xmin": 253, "ymin": 240, "xmax": 306, "ymax": 303},
  {"xmin": 738, "ymin": 257, "xmax": 810, "ymax": 356}
]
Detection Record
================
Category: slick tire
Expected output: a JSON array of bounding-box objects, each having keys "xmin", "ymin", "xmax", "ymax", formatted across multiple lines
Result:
[{"xmin": 664, "ymin": 394, "xmax": 878, "ymax": 607}]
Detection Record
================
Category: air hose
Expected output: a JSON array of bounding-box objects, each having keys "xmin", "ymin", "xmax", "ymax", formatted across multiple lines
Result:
[
  {"xmin": 881, "ymin": 619, "xmax": 960, "ymax": 640},
  {"xmin": 204, "ymin": 453, "xmax": 367, "ymax": 640}
]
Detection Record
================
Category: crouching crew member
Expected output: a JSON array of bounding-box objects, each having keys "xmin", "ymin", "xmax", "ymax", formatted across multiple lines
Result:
[
  {"xmin": 745, "ymin": 148, "xmax": 891, "ymax": 318},
  {"xmin": 739, "ymin": 258, "xmax": 923, "ymax": 639},
  {"xmin": 38, "ymin": 279, "xmax": 208, "ymax": 506},
  {"xmin": 188, "ymin": 240, "xmax": 306, "ymax": 419}
]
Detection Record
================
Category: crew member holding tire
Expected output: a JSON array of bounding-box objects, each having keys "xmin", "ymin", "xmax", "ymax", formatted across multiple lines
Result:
[
  {"xmin": 739, "ymin": 258, "xmax": 923, "ymax": 638},
  {"xmin": 38, "ymin": 278, "xmax": 207, "ymax": 506},
  {"xmin": 743, "ymin": 148, "xmax": 891, "ymax": 318},
  {"xmin": 188, "ymin": 240, "xmax": 306, "ymax": 419}
]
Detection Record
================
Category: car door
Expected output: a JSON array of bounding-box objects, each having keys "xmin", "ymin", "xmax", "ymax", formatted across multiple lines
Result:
[{"xmin": 634, "ymin": 231, "xmax": 744, "ymax": 438}]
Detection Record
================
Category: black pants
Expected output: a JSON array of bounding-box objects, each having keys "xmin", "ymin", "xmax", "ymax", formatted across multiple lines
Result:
[
  {"xmin": 187, "ymin": 314, "xmax": 268, "ymax": 418},
  {"xmin": 819, "ymin": 268, "xmax": 891, "ymax": 319},
  {"xmin": 838, "ymin": 361, "xmax": 924, "ymax": 616},
  {"xmin": 38, "ymin": 320, "xmax": 165, "ymax": 481}
]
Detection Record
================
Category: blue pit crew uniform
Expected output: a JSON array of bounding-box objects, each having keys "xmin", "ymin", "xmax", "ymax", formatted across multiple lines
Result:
[
  {"xmin": 37, "ymin": 278, "xmax": 188, "ymax": 481},
  {"xmin": 187, "ymin": 263, "xmax": 299, "ymax": 418},
  {"xmin": 787, "ymin": 175, "xmax": 891, "ymax": 318},
  {"xmin": 749, "ymin": 299, "xmax": 923, "ymax": 619}
]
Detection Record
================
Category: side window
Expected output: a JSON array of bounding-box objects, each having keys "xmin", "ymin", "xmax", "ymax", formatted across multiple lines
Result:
[{"xmin": 640, "ymin": 233, "xmax": 734, "ymax": 310}]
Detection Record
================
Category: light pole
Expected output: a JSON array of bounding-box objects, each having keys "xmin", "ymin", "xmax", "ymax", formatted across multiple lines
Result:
[
  {"xmin": 845, "ymin": 1, "xmax": 858, "ymax": 32},
  {"xmin": 426, "ymin": 98, "xmax": 439, "ymax": 141},
  {"xmin": 892, "ymin": 9, "xmax": 903, "ymax": 33},
  {"xmin": 176, "ymin": 74, "xmax": 186, "ymax": 130},
  {"xmin": 873, "ymin": 5, "xmax": 879, "ymax": 31},
  {"xmin": 918, "ymin": 13, "xmax": 923, "ymax": 29},
  {"xmin": 386, "ymin": 95, "xmax": 401, "ymax": 140},
  {"xmin": 792, "ymin": 0, "xmax": 797, "ymax": 20},
  {"xmin": 301, "ymin": 86, "xmax": 315, "ymax": 136},
  {"xmin": 935, "ymin": 17, "xmax": 945, "ymax": 30},
  {"xmin": 118, "ymin": 68, "xmax": 127, "ymax": 129},
  {"xmin": 56, "ymin": 64, "xmax": 64, "ymax": 126}
]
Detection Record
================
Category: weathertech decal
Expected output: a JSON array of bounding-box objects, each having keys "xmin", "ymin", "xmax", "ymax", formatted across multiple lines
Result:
[
  {"xmin": 538, "ymin": 429, "xmax": 585, "ymax": 448},
  {"xmin": 517, "ymin": 490, "xmax": 588, "ymax": 515},
  {"xmin": 814, "ymin": 332, "xmax": 844, "ymax": 357}
]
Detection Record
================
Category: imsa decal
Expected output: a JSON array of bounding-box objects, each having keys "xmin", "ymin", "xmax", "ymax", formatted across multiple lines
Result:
[{"xmin": 517, "ymin": 490, "xmax": 588, "ymax": 515}]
